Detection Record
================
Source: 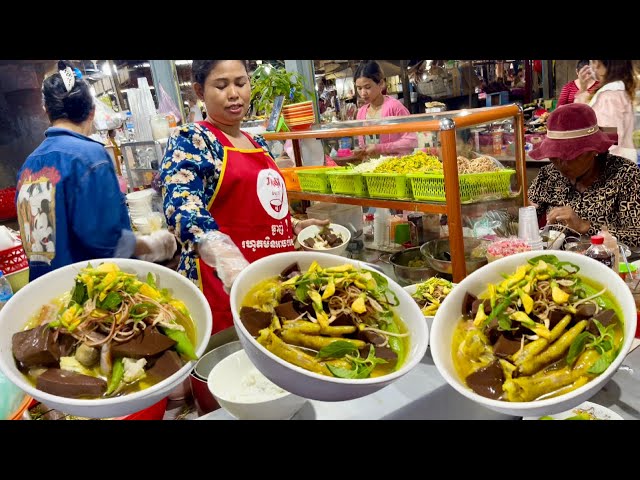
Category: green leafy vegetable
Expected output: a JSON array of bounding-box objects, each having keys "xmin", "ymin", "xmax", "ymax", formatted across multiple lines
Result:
[
  {"xmin": 71, "ymin": 281, "xmax": 88, "ymax": 306},
  {"xmin": 99, "ymin": 292, "xmax": 122, "ymax": 311},
  {"xmin": 527, "ymin": 255, "xmax": 559, "ymax": 266},
  {"xmin": 567, "ymin": 331, "xmax": 591, "ymax": 366},
  {"xmin": 326, "ymin": 364, "xmax": 358, "ymax": 379},
  {"xmin": 316, "ymin": 340, "xmax": 359, "ymax": 359},
  {"xmin": 146, "ymin": 272, "xmax": 157, "ymax": 289},
  {"xmin": 106, "ymin": 358, "xmax": 124, "ymax": 396}
]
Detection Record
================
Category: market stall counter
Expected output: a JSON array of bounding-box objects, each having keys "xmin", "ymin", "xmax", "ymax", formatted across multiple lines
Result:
[{"xmin": 197, "ymin": 342, "xmax": 640, "ymax": 420}]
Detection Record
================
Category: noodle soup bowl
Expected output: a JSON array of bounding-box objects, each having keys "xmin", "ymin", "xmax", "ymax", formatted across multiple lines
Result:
[
  {"xmin": 0, "ymin": 258, "xmax": 212, "ymax": 419},
  {"xmin": 230, "ymin": 251, "xmax": 429, "ymax": 402},
  {"xmin": 431, "ymin": 250, "xmax": 636, "ymax": 418}
]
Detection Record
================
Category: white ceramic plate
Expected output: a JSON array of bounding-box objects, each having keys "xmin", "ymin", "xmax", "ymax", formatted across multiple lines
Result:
[{"xmin": 522, "ymin": 401, "xmax": 624, "ymax": 420}]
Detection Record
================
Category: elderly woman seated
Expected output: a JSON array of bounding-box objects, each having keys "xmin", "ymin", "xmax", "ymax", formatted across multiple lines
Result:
[{"xmin": 527, "ymin": 103, "xmax": 640, "ymax": 249}]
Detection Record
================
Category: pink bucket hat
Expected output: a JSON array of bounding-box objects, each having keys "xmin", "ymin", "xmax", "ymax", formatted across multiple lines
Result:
[{"xmin": 528, "ymin": 103, "xmax": 617, "ymax": 161}]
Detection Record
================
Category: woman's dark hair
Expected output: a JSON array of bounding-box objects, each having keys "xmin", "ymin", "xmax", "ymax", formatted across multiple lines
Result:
[
  {"xmin": 42, "ymin": 60, "xmax": 94, "ymax": 123},
  {"xmin": 354, "ymin": 60, "xmax": 385, "ymax": 84},
  {"xmin": 191, "ymin": 60, "xmax": 249, "ymax": 85},
  {"xmin": 594, "ymin": 60, "xmax": 637, "ymax": 101},
  {"xmin": 576, "ymin": 60, "xmax": 589, "ymax": 70}
]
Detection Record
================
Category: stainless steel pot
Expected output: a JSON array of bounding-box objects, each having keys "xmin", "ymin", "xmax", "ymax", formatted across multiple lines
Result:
[{"xmin": 379, "ymin": 247, "xmax": 436, "ymax": 286}]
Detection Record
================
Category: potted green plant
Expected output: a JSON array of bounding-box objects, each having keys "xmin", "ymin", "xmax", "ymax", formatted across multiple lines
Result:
[{"xmin": 249, "ymin": 64, "xmax": 313, "ymax": 118}]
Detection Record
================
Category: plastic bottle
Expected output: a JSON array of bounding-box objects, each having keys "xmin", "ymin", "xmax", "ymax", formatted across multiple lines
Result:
[
  {"xmin": 373, "ymin": 208, "xmax": 390, "ymax": 249},
  {"xmin": 585, "ymin": 235, "xmax": 615, "ymax": 269},
  {"xmin": 0, "ymin": 270, "xmax": 14, "ymax": 311},
  {"xmin": 597, "ymin": 226, "xmax": 619, "ymax": 273},
  {"xmin": 125, "ymin": 111, "xmax": 135, "ymax": 141},
  {"xmin": 363, "ymin": 213, "xmax": 375, "ymax": 248}
]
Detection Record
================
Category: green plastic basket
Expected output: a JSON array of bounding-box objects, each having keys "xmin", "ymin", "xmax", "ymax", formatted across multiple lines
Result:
[
  {"xmin": 326, "ymin": 170, "xmax": 369, "ymax": 197},
  {"xmin": 296, "ymin": 167, "xmax": 343, "ymax": 193},
  {"xmin": 362, "ymin": 173, "xmax": 413, "ymax": 200},
  {"xmin": 407, "ymin": 169, "xmax": 516, "ymax": 202}
]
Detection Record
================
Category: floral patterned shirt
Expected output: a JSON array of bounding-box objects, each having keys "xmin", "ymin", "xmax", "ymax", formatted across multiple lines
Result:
[{"xmin": 160, "ymin": 122, "xmax": 273, "ymax": 286}]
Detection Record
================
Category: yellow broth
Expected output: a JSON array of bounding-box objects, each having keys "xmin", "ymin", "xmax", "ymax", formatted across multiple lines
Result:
[
  {"xmin": 18, "ymin": 284, "xmax": 197, "ymax": 399},
  {"xmin": 241, "ymin": 275, "xmax": 409, "ymax": 377},
  {"xmin": 452, "ymin": 275, "xmax": 624, "ymax": 402}
]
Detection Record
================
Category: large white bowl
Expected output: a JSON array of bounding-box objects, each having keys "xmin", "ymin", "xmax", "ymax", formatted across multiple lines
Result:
[
  {"xmin": 230, "ymin": 251, "xmax": 429, "ymax": 401},
  {"xmin": 430, "ymin": 250, "xmax": 637, "ymax": 418},
  {"xmin": 0, "ymin": 258, "xmax": 212, "ymax": 419},
  {"xmin": 297, "ymin": 223, "xmax": 351, "ymax": 257},
  {"xmin": 208, "ymin": 349, "xmax": 306, "ymax": 420}
]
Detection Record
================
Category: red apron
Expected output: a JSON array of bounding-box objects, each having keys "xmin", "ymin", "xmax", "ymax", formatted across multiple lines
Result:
[{"xmin": 196, "ymin": 121, "xmax": 295, "ymax": 334}]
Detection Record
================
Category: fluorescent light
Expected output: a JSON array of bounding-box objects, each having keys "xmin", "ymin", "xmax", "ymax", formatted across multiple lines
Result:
[{"xmin": 175, "ymin": 60, "xmax": 192, "ymax": 66}]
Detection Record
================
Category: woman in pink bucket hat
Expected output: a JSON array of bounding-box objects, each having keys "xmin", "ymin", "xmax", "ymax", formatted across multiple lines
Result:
[{"xmin": 527, "ymin": 102, "xmax": 640, "ymax": 248}]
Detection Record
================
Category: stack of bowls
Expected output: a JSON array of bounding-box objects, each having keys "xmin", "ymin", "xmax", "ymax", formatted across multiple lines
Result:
[
  {"xmin": 126, "ymin": 189, "xmax": 155, "ymax": 234},
  {"xmin": 282, "ymin": 101, "xmax": 315, "ymax": 131}
]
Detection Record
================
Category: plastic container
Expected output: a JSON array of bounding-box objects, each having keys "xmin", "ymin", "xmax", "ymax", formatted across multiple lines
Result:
[
  {"xmin": 0, "ymin": 270, "xmax": 13, "ymax": 311},
  {"xmin": 373, "ymin": 208, "xmax": 391, "ymax": 249},
  {"xmin": 585, "ymin": 235, "xmax": 615, "ymax": 269},
  {"xmin": 305, "ymin": 202, "xmax": 363, "ymax": 232}
]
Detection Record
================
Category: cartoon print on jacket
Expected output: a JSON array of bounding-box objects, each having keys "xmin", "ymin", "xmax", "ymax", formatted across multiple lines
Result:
[{"xmin": 17, "ymin": 168, "xmax": 58, "ymax": 265}]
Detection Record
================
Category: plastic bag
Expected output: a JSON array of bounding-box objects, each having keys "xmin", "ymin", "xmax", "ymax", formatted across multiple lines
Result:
[
  {"xmin": 93, "ymin": 98, "xmax": 123, "ymax": 131},
  {"xmin": 157, "ymin": 84, "xmax": 183, "ymax": 125}
]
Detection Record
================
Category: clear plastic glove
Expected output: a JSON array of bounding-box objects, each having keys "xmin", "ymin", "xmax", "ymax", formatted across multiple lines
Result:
[
  {"xmin": 137, "ymin": 229, "xmax": 178, "ymax": 263},
  {"xmin": 198, "ymin": 230, "xmax": 249, "ymax": 292},
  {"xmin": 293, "ymin": 217, "xmax": 330, "ymax": 235}
]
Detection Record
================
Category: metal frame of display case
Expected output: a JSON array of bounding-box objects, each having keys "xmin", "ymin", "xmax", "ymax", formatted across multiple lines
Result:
[{"xmin": 263, "ymin": 104, "xmax": 527, "ymax": 282}]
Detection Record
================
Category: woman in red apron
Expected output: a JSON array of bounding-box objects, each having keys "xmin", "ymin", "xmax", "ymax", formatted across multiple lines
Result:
[{"xmin": 160, "ymin": 60, "xmax": 327, "ymax": 334}]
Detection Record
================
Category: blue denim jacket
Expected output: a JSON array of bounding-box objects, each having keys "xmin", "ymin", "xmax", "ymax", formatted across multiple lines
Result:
[{"xmin": 16, "ymin": 127, "xmax": 134, "ymax": 281}]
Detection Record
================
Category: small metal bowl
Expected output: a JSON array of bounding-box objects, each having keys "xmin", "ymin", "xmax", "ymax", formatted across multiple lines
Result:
[
  {"xmin": 379, "ymin": 247, "xmax": 436, "ymax": 287},
  {"xmin": 420, "ymin": 237, "xmax": 488, "ymax": 275}
]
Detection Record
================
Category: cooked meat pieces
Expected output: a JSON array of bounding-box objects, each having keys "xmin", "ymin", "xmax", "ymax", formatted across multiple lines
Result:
[
  {"xmin": 110, "ymin": 328, "xmax": 176, "ymax": 359},
  {"xmin": 36, "ymin": 368, "xmax": 107, "ymax": 399}
]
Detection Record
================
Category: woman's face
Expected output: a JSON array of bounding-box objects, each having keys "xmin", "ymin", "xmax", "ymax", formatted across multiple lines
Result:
[
  {"xmin": 589, "ymin": 60, "xmax": 606, "ymax": 82},
  {"xmin": 355, "ymin": 76, "xmax": 383, "ymax": 105},
  {"xmin": 196, "ymin": 60, "xmax": 250, "ymax": 126},
  {"xmin": 549, "ymin": 151, "xmax": 596, "ymax": 182}
]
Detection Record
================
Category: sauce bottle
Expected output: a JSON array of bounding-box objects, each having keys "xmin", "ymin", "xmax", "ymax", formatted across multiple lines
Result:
[
  {"xmin": 585, "ymin": 235, "xmax": 615, "ymax": 270},
  {"xmin": 597, "ymin": 226, "xmax": 619, "ymax": 273}
]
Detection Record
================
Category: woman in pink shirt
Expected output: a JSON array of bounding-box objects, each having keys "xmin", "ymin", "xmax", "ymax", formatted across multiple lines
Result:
[
  {"xmin": 355, "ymin": 60, "xmax": 417, "ymax": 156},
  {"xmin": 574, "ymin": 60, "xmax": 637, "ymax": 162}
]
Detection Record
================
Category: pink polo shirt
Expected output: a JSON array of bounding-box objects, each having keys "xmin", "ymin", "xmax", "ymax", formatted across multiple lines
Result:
[{"xmin": 356, "ymin": 95, "xmax": 418, "ymax": 155}]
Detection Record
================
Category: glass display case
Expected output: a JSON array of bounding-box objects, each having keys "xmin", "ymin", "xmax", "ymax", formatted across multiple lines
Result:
[
  {"xmin": 262, "ymin": 104, "xmax": 528, "ymax": 282},
  {"xmin": 121, "ymin": 139, "xmax": 167, "ymax": 191}
]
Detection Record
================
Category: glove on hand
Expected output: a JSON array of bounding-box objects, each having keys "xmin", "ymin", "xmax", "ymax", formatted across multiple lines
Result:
[
  {"xmin": 198, "ymin": 230, "xmax": 249, "ymax": 292},
  {"xmin": 137, "ymin": 229, "xmax": 178, "ymax": 263}
]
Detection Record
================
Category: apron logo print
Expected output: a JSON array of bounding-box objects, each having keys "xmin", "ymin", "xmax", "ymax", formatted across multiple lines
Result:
[{"xmin": 256, "ymin": 169, "xmax": 288, "ymax": 220}]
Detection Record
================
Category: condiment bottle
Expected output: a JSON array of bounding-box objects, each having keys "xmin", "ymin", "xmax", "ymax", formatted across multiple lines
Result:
[
  {"xmin": 597, "ymin": 226, "xmax": 619, "ymax": 273},
  {"xmin": 363, "ymin": 213, "xmax": 375, "ymax": 248},
  {"xmin": 585, "ymin": 235, "xmax": 615, "ymax": 270}
]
